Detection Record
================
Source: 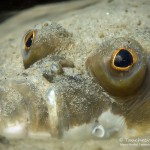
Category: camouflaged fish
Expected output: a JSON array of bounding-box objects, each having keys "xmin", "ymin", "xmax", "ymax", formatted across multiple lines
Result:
[{"xmin": 0, "ymin": 0, "xmax": 150, "ymax": 140}]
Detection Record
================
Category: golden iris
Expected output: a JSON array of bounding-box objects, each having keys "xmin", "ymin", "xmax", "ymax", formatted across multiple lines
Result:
[
  {"xmin": 111, "ymin": 48, "xmax": 138, "ymax": 71},
  {"xmin": 24, "ymin": 30, "xmax": 36, "ymax": 51}
]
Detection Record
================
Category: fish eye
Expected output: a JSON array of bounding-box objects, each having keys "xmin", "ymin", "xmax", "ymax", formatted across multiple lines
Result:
[
  {"xmin": 24, "ymin": 30, "xmax": 36, "ymax": 51},
  {"xmin": 111, "ymin": 48, "xmax": 138, "ymax": 71},
  {"xmin": 86, "ymin": 38, "xmax": 147, "ymax": 97}
]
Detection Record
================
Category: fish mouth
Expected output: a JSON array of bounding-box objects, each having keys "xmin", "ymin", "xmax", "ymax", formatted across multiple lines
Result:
[{"xmin": 0, "ymin": 69, "xmax": 111, "ymax": 139}]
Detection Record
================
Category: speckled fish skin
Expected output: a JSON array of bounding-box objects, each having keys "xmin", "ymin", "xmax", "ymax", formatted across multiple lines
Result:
[
  {"xmin": 86, "ymin": 37, "xmax": 150, "ymax": 137},
  {"xmin": 0, "ymin": 0, "xmax": 150, "ymax": 141},
  {"xmin": 21, "ymin": 21, "xmax": 73, "ymax": 69},
  {"xmin": 86, "ymin": 37, "xmax": 147, "ymax": 97}
]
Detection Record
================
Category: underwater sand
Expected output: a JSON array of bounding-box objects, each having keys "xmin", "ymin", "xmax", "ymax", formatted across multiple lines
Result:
[{"xmin": 0, "ymin": 0, "xmax": 150, "ymax": 149}]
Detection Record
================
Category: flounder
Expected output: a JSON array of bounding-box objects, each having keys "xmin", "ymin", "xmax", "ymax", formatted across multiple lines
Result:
[{"xmin": 1, "ymin": 20, "xmax": 150, "ymax": 140}]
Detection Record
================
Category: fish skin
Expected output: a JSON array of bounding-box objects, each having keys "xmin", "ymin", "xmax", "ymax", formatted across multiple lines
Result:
[{"xmin": 0, "ymin": 0, "xmax": 150, "ymax": 140}]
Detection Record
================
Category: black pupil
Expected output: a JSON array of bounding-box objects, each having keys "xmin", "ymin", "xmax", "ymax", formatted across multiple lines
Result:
[
  {"xmin": 114, "ymin": 49, "xmax": 133, "ymax": 68},
  {"xmin": 26, "ymin": 34, "xmax": 33, "ymax": 48}
]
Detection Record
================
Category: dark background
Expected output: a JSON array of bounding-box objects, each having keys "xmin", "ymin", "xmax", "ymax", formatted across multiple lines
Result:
[{"xmin": 0, "ymin": 0, "xmax": 72, "ymax": 23}]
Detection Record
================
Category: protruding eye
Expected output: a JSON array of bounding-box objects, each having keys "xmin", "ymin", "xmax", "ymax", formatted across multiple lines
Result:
[
  {"xmin": 111, "ymin": 48, "xmax": 137, "ymax": 71},
  {"xmin": 24, "ymin": 30, "xmax": 36, "ymax": 51},
  {"xmin": 86, "ymin": 38, "xmax": 147, "ymax": 97}
]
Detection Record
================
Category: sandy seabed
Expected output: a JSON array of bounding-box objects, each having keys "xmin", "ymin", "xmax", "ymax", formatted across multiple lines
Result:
[{"xmin": 0, "ymin": 0, "xmax": 150, "ymax": 149}]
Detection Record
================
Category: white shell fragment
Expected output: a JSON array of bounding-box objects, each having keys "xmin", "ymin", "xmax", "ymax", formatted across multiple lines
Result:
[
  {"xmin": 92, "ymin": 124, "xmax": 105, "ymax": 138},
  {"xmin": 95, "ymin": 109, "xmax": 125, "ymax": 138}
]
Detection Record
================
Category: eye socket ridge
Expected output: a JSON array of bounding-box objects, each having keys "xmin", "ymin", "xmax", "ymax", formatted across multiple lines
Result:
[
  {"xmin": 111, "ymin": 48, "xmax": 138, "ymax": 71},
  {"xmin": 24, "ymin": 30, "xmax": 36, "ymax": 51}
]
